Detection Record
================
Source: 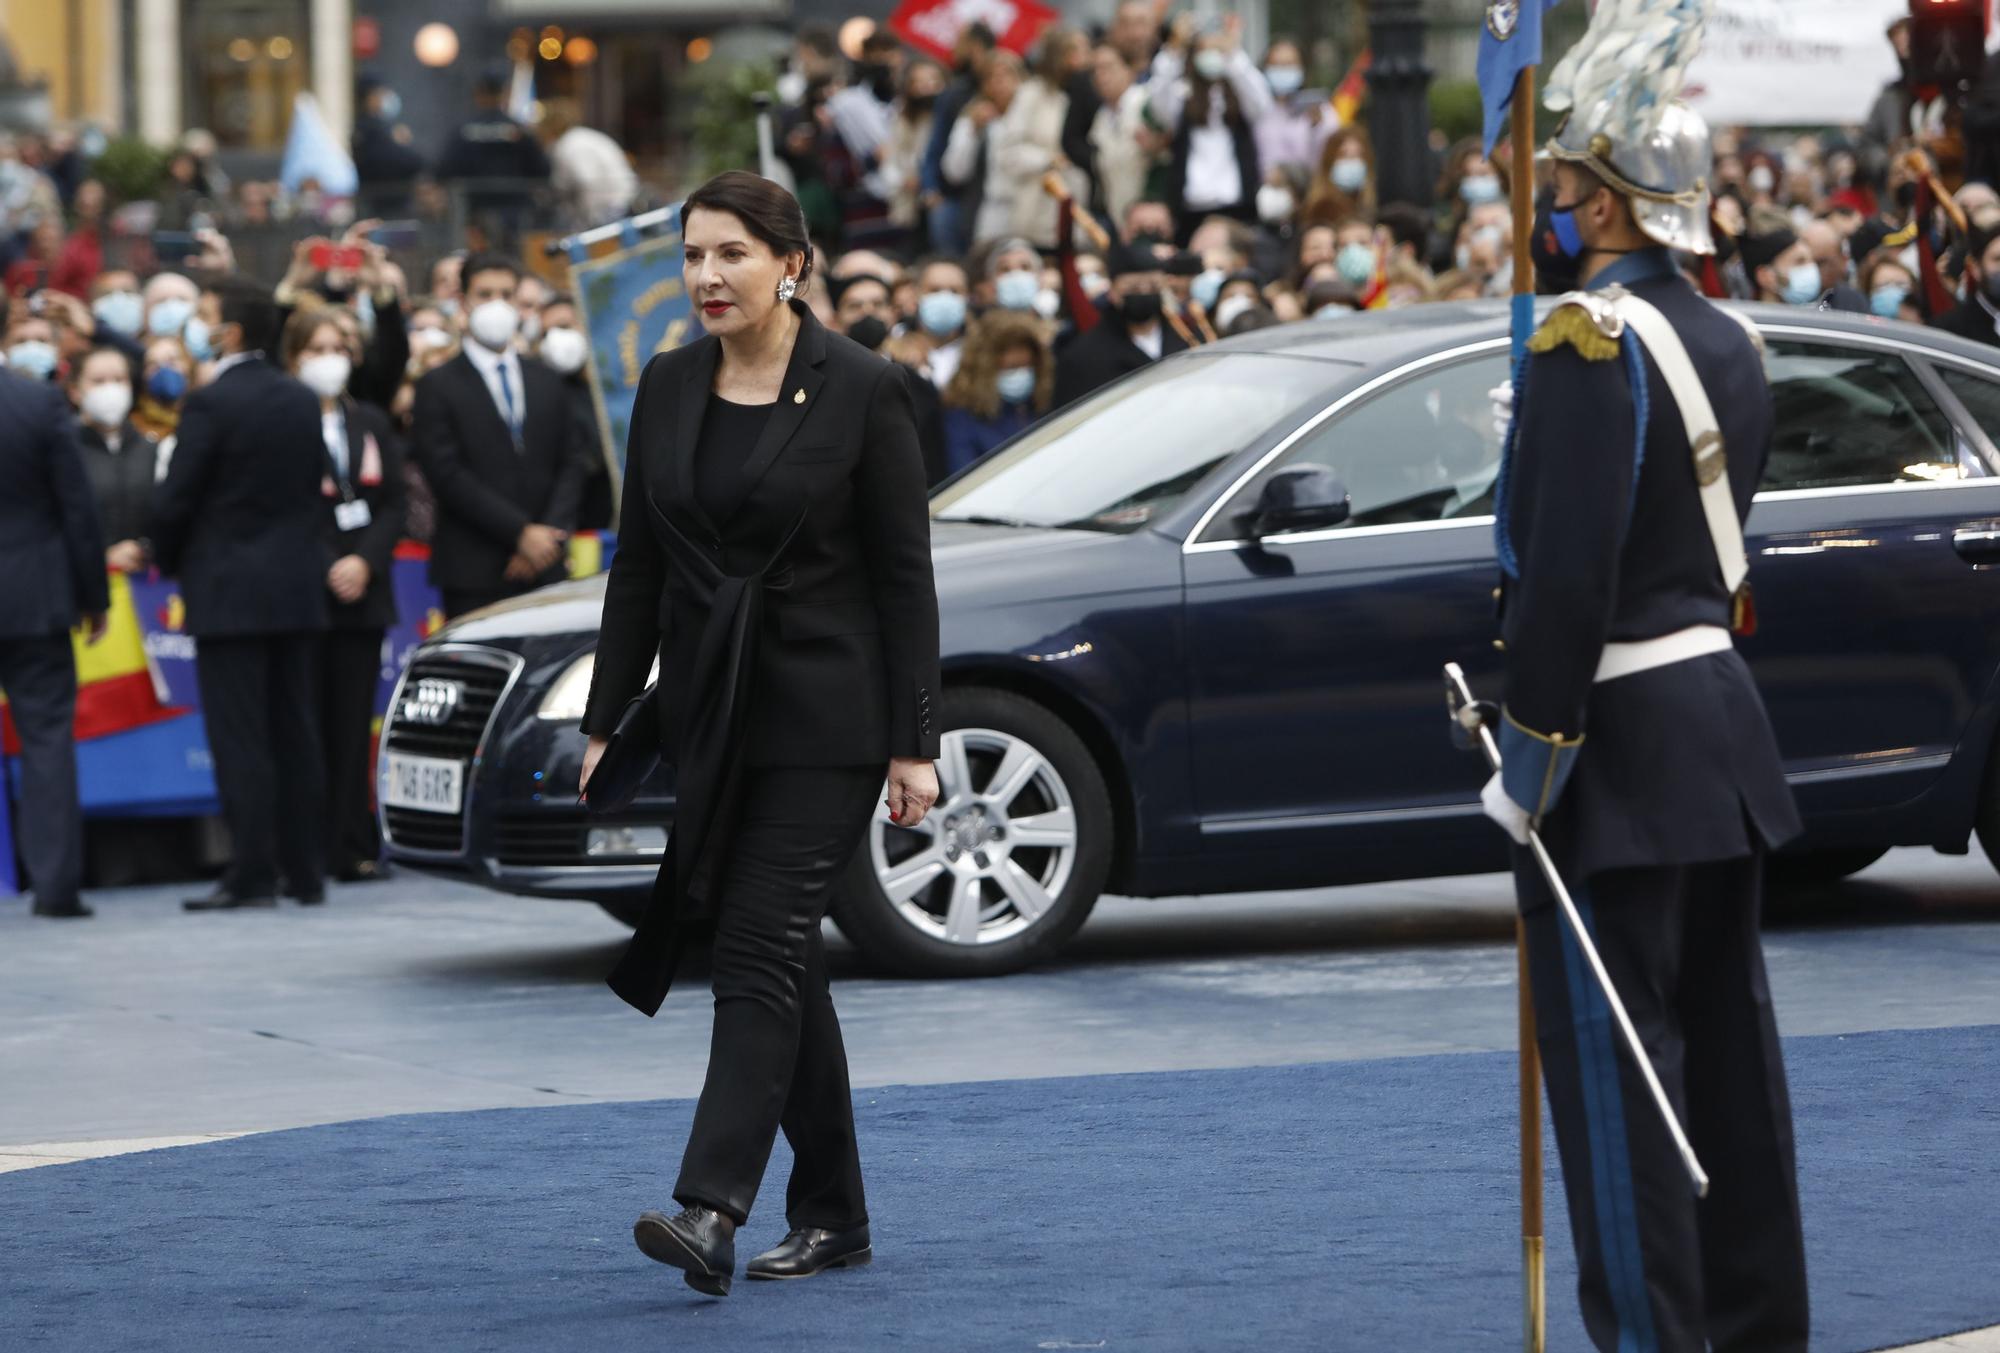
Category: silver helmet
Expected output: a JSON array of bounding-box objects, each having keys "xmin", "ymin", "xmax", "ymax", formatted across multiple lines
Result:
[
  {"xmin": 1546, "ymin": 99, "xmax": 1715, "ymax": 256},
  {"xmin": 1541, "ymin": 0, "xmax": 1715, "ymax": 254}
]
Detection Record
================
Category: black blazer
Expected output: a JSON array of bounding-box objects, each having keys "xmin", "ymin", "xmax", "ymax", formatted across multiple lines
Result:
[
  {"xmin": 1052, "ymin": 307, "xmax": 1190, "ymax": 409},
  {"xmin": 581, "ymin": 303, "xmax": 942, "ymax": 767},
  {"xmin": 318, "ymin": 397, "xmax": 410, "ymax": 631},
  {"xmin": 0, "ymin": 370, "xmax": 107, "ymax": 639},
  {"xmin": 411, "ymin": 350, "xmax": 586, "ymax": 591},
  {"xmin": 150, "ymin": 357, "xmax": 330, "ymax": 638},
  {"xmin": 77, "ymin": 419, "xmax": 159, "ymax": 547}
]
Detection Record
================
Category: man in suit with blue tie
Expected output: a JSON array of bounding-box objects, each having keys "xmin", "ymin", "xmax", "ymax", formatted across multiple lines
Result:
[
  {"xmin": 412, "ymin": 252, "xmax": 588, "ymax": 619},
  {"xmin": 0, "ymin": 343, "xmax": 109, "ymax": 918},
  {"xmin": 152, "ymin": 276, "xmax": 331, "ymax": 911}
]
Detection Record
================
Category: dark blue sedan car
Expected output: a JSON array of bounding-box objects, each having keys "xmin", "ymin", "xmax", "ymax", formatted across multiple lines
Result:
[{"xmin": 379, "ymin": 301, "xmax": 2000, "ymax": 976}]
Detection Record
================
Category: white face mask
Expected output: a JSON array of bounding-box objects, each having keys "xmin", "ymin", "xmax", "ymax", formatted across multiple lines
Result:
[
  {"xmin": 410, "ymin": 326, "xmax": 453, "ymax": 353},
  {"xmin": 468, "ymin": 298, "xmax": 520, "ymax": 351},
  {"xmin": 1256, "ymin": 185, "xmax": 1295, "ymax": 224},
  {"xmin": 1032, "ymin": 287, "xmax": 1062, "ymax": 319},
  {"xmin": 298, "ymin": 352, "xmax": 353, "ymax": 399},
  {"xmin": 539, "ymin": 325, "xmax": 589, "ymax": 374},
  {"xmin": 81, "ymin": 381, "xmax": 133, "ymax": 428},
  {"xmin": 1212, "ymin": 294, "xmax": 1255, "ymax": 333}
]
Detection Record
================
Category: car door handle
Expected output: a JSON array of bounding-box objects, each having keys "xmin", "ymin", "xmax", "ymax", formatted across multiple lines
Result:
[{"xmin": 1953, "ymin": 526, "xmax": 2000, "ymax": 562}]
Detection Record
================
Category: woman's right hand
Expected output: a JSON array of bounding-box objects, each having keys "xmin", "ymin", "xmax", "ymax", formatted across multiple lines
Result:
[{"xmin": 580, "ymin": 735, "xmax": 610, "ymax": 799}]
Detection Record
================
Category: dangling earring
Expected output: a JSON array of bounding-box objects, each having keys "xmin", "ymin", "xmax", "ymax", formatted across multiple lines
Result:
[{"xmin": 776, "ymin": 275, "xmax": 798, "ymax": 303}]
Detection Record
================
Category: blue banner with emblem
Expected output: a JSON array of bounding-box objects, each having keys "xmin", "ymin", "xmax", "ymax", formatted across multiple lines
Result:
[
  {"xmin": 1478, "ymin": 0, "xmax": 1564, "ymax": 157},
  {"xmin": 568, "ymin": 227, "xmax": 704, "ymax": 481}
]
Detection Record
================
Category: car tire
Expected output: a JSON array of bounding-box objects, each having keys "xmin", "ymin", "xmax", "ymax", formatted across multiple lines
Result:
[
  {"xmin": 1767, "ymin": 847, "xmax": 1889, "ymax": 889},
  {"xmin": 831, "ymin": 686, "xmax": 1113, "ymax": 978},
  {"xmin": 595, "ymin": 896, "xmax": 646, "ymax": 928}
]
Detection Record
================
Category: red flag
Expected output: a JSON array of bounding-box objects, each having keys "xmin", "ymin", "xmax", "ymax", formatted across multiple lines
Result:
[
  {"xmin": 889, "ymin": 0, "xmax": 1060, "ymax": 65},
  {"xmin": 1911, "ymin": 175, "xmax": 1956, "ymax": 317}
]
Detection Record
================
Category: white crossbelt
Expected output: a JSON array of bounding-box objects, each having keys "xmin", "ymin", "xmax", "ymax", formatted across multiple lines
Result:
[
  {"xmin": 1595, "ymin": 624, "xmax": 1733, "ymax": 683},
  {"xmin": 1606, "ymin": 293, "xmax": 1750, "ymax": 597}
]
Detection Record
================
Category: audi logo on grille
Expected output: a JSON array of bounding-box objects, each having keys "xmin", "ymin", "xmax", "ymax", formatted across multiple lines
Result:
[{"xmin": 400, "ymin": 677, "xmax": 464, "ymax": 727}]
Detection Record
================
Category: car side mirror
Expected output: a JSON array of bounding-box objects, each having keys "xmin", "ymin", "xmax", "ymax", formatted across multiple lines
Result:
[{"xmin": 1238, "ymin": 465, "xmax": 1351, "ymax": 540}]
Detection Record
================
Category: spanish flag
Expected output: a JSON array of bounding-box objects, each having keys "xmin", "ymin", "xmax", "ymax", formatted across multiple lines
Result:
[{"xmin": 0, "ymin": 572, "xmax": 180, "ymax": 755}]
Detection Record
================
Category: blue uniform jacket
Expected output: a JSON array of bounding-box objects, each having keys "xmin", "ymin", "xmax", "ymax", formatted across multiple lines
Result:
[{"xmin": 1496, "ymin": 249, "xmax": 1802, "ymax": 875}]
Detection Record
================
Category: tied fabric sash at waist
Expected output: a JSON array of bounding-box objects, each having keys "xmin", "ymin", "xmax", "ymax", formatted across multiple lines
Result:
[{"xmin": 607, "ymin": 505, "xmax": 806, "ymax": 1017}]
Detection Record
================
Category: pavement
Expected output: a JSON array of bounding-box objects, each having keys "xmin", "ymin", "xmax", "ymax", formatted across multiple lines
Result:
[{"xmin": 3, "ymin": 845, "xmax": 1997, "ymax": 1348}]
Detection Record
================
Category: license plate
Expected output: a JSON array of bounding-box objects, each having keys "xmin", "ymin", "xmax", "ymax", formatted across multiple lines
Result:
[{"xmin": 383, "ymin": 752, "xmax": 464, "ymax": 814}]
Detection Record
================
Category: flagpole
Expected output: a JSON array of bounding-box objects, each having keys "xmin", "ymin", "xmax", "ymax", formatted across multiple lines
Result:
[{"xmin": 1507, "ymin": 65, "xmax": 1546, "ymax": 1353}]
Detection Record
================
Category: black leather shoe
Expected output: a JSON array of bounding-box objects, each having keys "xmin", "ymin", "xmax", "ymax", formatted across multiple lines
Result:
[
  {"xmin": 634, "ymin": 1206, "xmax": 735, "ymax": 1296},
  {"xmin": 32, "ymin": 901, "xmax": 93, "ymax": 919},
  {"xmin": 182, "ymin": 891, "xmax": 278, "ymax": 912},
  {"xmin": 746, "ymin": 1223, "xmax": 872, "ymax": 1280}
]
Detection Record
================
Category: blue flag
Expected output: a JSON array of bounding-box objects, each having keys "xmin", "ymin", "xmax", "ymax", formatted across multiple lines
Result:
[
  {"xmin": 1477, "ymin": 0, "xmax": 1562, "ymax": 158},
  {"xmin": 279, "ymin": 93, "xmax": 358, "ymax": 196}
]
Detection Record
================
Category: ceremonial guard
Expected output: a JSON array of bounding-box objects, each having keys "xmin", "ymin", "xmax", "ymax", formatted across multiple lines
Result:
[{"xmin": 1481, "ymin": 19, "xmax": 1811, "ymax": 1351}]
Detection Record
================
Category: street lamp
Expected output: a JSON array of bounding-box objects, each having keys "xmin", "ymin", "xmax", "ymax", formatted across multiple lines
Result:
[{"xmin": 1365, "ymin": 0, "xmax": 1434, "ymax": 208}]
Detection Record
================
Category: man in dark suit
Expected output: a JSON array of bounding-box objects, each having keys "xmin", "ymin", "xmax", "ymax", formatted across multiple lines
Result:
[
  {"xmin": 412, "ymin": 252, "xmax": 587, "ymax": 618},
  {"xmin": 152, "ymin": 276, "xmax": 332, "ymax": 910},
  {"xmin": 0, "ymin": 362, "xmax": 108, "ymax": 918},
  {"xmin": 1931, "ymin": 219, "xmax": 2000, "ymax": 348},
  {"xmin": 1051, "ymin": 243, "xmax": 1188, "ymax": 408}
]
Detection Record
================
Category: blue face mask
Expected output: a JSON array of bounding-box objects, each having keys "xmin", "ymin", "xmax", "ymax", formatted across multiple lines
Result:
[
  {"xmin": 1869, "ymin": 283, "xmax": 1909, "ymax": 319},
  {"xmin": 1780, "ymin": 262, "xmax": 1822, "ymax": 307},
  {"xmin": 1460, "ymin": 174, "xmax": 1501, "ymax": 205},
  {"xmin": 7, "ymin": 340, "xmax": 58, "ymax": 379},
  {"xmin": 918, "ymin": 290, "xmax": 967, "ymax": 337},
  {"xmin": 379, "ymin": 91, "xmax": 403, "ymax": 121},
  {"xmin": 996, "ymin": 367, "xmax": 1037, "ymax": 404},
  {"xmin": 1192, "ymin": 269, "xmax": 1225, "ymax": 311},
  {"xmin": 1265, "ymin": 65, "xmax": 1303, "ymax": 96},
  {"xmin": 148, "ymin": 296, "xmax": 194, "ymax": 338},
  {"xmin": 93, "ymin": 290, "xmax": 144, "ymax": 337},
  {"xmin": 1335, "ymin": 242, "xmax": 1375, "ymax": 287},
  {"xmin": 147, "ymin": 366, "xmax": 188, "ymax": 404},
  {"xmin": 994, "ymin": 270, "xmax": 1039, "ymax": 311},
  {"xmin": 1330, "ymin": 158, "xmax": 1368, "ymax": 193},
  {"xmin": 183, "ymin": 317, "xmax": 216, "ymax": 361}
]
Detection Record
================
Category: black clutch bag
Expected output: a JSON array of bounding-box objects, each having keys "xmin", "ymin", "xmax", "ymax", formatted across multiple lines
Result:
[{"xmin": 582, "ymin": 683, "xmax": 661, "ymax": 815}]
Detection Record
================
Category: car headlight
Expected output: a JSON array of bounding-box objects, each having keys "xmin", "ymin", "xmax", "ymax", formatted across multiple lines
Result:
[
  {"xmin": 538, "ymin": 652, "xmax": 597, "ymax": 721},
  {"xmin": 537, "ymin": 651, "xmax": 659, "ymax": 721}
]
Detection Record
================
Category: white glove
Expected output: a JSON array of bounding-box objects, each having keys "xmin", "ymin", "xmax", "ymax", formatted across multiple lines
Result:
[
  {"xmin": 1481, "ymin": 772, "xmax": 1531, "ymax": 846},
  {"xmin": 1487, "ymin": 381, "xmax": 1514, "ymax": 443}
]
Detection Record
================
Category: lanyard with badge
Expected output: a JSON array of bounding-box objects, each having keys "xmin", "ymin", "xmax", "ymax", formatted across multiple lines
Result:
[{"xmin": 324, "ymin": 414, "xmax": 374, "ymax": 533}]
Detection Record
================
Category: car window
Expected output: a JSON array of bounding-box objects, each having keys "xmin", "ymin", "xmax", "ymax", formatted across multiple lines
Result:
[
  {"xmin": 1210, "ymin": 352, "xmax": 1510, "ymax": 538},
  {"xmin": 931, "ymin": 352, "xmax": 1340, "ymax": 534},
  {"xmin": 1764, "ymin": 341, "xmax": 1961, "ymax": 489},
  {"xmin": 1927, "ymin": 365, "xmax": 2000, "ymax": 477}
]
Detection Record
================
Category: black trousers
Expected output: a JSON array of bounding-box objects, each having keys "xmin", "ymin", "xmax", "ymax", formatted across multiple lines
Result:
[
  {"xmin": 320, "ymin": 627, "xmax": 385, "ymax": 873},
  {"xmin": 0, "ymin": 635, "xmax": 83, "ymax": 909},
  {"xmin": 674, "ymin": 763, "xmax": 881, "ymax": 1230},
  {"xmin": 1516, "ymin": 849, "xmax": 1809, "ymax": 1353},
  {"xmin": 195, "ymin": 633, "xmax": 326, "ymax": 898}
]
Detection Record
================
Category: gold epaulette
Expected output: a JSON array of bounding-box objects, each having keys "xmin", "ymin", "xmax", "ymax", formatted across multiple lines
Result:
[{"xmin": 1527, "ymin": 290, "xmax": 1625, "ymax": 363}]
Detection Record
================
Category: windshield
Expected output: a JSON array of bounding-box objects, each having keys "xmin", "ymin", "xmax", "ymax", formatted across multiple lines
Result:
[{"xmin": 930, "ymin": 352, "xmax": 1343, "ymax": 534}]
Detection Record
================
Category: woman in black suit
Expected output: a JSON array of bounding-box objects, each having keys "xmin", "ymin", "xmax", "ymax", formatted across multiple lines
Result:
[
  {"xmin": 579, "ymin": 171, "xmax": 941, "ymax": 1296},
  {"xmin": 281, "ymin": 306, "xmax": 409, "ymax": 885}
]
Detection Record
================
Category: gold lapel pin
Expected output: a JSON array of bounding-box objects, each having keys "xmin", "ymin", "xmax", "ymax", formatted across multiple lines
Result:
[{"xmin": 793, "ymin": 388, "xmax": 806, "ymax": 405}]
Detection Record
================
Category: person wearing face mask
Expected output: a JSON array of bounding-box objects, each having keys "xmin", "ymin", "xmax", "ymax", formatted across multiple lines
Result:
[
  {"xmin": 412, "ymin": 252, "xmax": 589, "ymax": 618},
  {"xmin": 940, "ymin": 311, "xmax": 1051, "ymax": 473},
  {"xmin": 6, "ymin": 313, "xmax": 62, "ymax": 381},
  {"xmin": 1053, "ymin": 241, "xmax": 1187, "ymax": 407},
  {"xmin": 134, "ymin": 336, "xmax": 193, "ymax": 442},
  {"xmin": 436, "ymin": 66, "xmax": 551, "ymax": 225},
  {"xmin": 143, "ymin": 272, "xmax": 200, "ymax": 343},
  {"xmin": 151, "ymin": 276, "xmax": 333, "ymax": 912},
  {"xmin": 67, "ymin": 346, "xmax": 157, "ymax": 573},
  {"xmin": 1800, "ymin": 219, "xmax": 1867, "ymax": 314},
  {"xmin": 351, "ymin": 73, "xmax": 426, "ymax": 200},
  {"xmin": 1433, "ymin": 139, "xmax": 1503, "ymax": 268},
  {"xmin": 1931, "ymin": 220, "xmax": 2000, "ymax": 348},
  {"xmin": 1253, "ymin": 37, "xmax": 1337, "ymax": 179},
  {"xmin": 86, "ymin": 270, "xmax": 147, "ymax": 354},
  {"xmin": 1743, "ymin": 228, "xmax": 1828, "ymax": 308},
  {"xmin": 1493, "ymin": 80, "xmax": 1808, "ymax": 1347},
  {"xmin": 1856, "ymin": 250, "xmax": 1923, "ymax": 324},
  {"xmin": 1303, "ymin": 128, "xmax": 1376, "ymax": 227},
  {"xmin": 1149, "ymin": 18, "xmax": 1273, "ymax": 243},
  {"xmin": 534, "ymin": 292, "xmax": 614, "ymax": 531},
  {"xmin": 983, "ymin": 238, "xmax": 1045, "ymax": 316},
  {"xmin": 282, "ymin": 307, "xmax": 408, "ymax": 885},
  {"xmin": 882, "ymin": 60, "xmax": 947, "ymax": 236}
]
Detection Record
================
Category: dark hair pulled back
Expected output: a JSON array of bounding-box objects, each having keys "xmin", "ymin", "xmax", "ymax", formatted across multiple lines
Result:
[{"xmin": 681, "ymin": 170, "xmax": 816, "ymax": 291}]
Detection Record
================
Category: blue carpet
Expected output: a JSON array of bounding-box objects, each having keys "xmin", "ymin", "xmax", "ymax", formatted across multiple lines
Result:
[{"xmin": 2, "ymin": 1026, "xmax": 1995, "ymax": 1352}]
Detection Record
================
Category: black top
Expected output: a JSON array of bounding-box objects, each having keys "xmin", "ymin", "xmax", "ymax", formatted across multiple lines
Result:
[
  {"xmin": 77, "ymin": 420, "xmax": 159, "ymax": 546},
  {"xmin": 693, "ymin": 393, "xmax": 776, "ymax": 526},
  {"xmin": 0, "ymin": 369, "xmax": 106, "ymax": 637}
]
